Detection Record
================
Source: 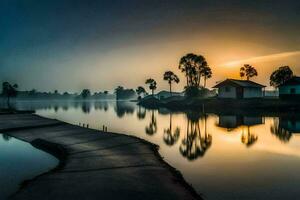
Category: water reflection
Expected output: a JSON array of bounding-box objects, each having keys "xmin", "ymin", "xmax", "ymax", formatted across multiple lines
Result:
[
  {"xmin": 163, "ymin": 113, "xmax": 180, "ymax": 146},
  {"xmin": 81, "ymin": 101, "xmax": 92, "ymax": 114},
  {"xmin": 10, "ymin": 100, "xmax": 300, "ymax": 200},
  {"xmin": 145, "ymin": 110, "xmax": 157, "ymax": 135},
  {"xmin": 270, "ymin": 115, "xmax": 300, "ymax": 143},
  {"xmin": 114, "ymin": 101, "xmax": 135, "ymax": 118},
  {"xmin": 241, "ymin": 126, "xmax": 258, "ymax": 147},
  {"xmin": 137, "ymin": 105, "xmax": 146, "ymax": 120},
  {"xmin": 180, "ymin": 113, "xmax": 212, "ymax": 160},
  {"xmin": 2, "ymin": 134, "xmax": 11, "ymax": 141}
]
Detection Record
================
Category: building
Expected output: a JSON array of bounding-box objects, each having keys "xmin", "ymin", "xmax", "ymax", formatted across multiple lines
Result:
[
  {"xmin": 213, "ymin": 79, "xmax": 265, "ymax": 99},
  {"xmin": 279, "ymin": 77, "xmax": 300, "ymax": 99}
]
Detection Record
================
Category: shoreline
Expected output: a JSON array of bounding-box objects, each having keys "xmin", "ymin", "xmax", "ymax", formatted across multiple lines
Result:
[
  {"xmin": 139, "ymin": 97, "xmax": 300, "ymax": 113},
  {"xmin": 0, "ymin": 113, "xmax": 202, "ymax": 200}
]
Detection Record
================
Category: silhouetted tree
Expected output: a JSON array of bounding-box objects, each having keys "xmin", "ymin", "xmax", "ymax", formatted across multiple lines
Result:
[
  {"xmin": 81, "ymin": 89, "xmax": 91, "ymax": 99},
  {"xmin": 115, "ymin": 86, "xmax": 136, "ymax": 100},
  {"xmin": 145, "ymin": 78, "xmax": 157, "ymax": 96},
  {"xmin": 270, "ymin": 66, "xmax": 294, "ymax": 88},
  {"xmin": 29, "ymin": 89, "xmax": 37, "ymax": 96},
  {"xmin": 1, "ymin": 82, "xmax": 18, "ymax": 108},
  {"xmin": 202, "ymin": 65, "xmax": 212, "ymax": 88},
  {"xmin": 163, "ymin": 71, "xmax": 180, "ymax": 96},
  {"xmin": 240, "ymin": 64, "xmax": 258, "ymax": 80},
  {"xmin": 104, "ymin": 91, "xmax": 109, "ymax": 95},
  {"xmin": 136, "ymin": 86, "xmax": 146, "ymax": 99},
  {"xmin": 179, "ymin": 53, "xmax": 208, "ymax": 87}
]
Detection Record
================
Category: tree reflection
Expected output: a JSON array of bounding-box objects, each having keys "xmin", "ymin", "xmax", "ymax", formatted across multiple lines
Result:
[
  {"xmin": 180, "ymin": 113, "xmax": 212, "ymax": 160},
  {"xmin": 163, "ymin": 114, "xmax": 180, "ymax": 146},
  {"xmin": 241, "ymin": 126, "xmax": 258, "ymax": 147},
  {"xmin": 114, "ymin": 101, "xmax": 135, "ymax": 118},
  {"xmin": 270, "ymin": 118, "xmax": 292, "ymax": 143},
  {"xmin": 81, "ymin": 102, "xmax": 91, "ymax": 114},
  {"xmin": 137, "ymin": 105, "xmax": 146, "ymax": 120},
  {"xmin": 145, "ymin": 110, "xmax": 157, "ymax": 135},
  {"xmin": 2, "ymin": 134, "xmax": 11, "ymax": 141},
  {"xmin": 94, "ymin": 101, "xmax": 109, "ymax": 112}
]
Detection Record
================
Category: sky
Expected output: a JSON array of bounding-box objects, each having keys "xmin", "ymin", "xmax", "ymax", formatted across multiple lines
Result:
[{"xmin": 0, "ymin": 0, "xmax": 299, "ymax": 93}]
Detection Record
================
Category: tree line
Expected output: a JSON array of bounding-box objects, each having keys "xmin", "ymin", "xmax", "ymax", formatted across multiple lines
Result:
[
  {"xmin": 138, "ymin": 53, "xmax": 296, "ymax": 98},
  {"xmin": 1, "ymin": 53, "xmax": 296, "ymax": 107}
]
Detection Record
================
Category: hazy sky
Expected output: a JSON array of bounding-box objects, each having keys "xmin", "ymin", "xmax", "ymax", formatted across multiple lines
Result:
[{"xmin": 0, "ymin": 0, "xmax": 299, "ymax": 92}]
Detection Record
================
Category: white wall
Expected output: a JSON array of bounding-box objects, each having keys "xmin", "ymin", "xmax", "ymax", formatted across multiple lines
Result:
[
  {"xmin": 218, "ymin": 86, "xmax": 236, "ymax": 98},
  {"xmin": 279, "ymin": 85, "xmax": 300, "ymax": 94},
  {"xmin": 243, "ymin": 88, "xmax": 263, "ymax": 98}
]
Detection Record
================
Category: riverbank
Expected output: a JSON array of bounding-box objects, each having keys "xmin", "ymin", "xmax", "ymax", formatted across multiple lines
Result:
[
  {"xmin": 139, "ymin": 97, "xmax": 300, "ymax": 114},
  {"xmin": 0, "ymin": 113, "xmax": 201, "ymax": 200}
]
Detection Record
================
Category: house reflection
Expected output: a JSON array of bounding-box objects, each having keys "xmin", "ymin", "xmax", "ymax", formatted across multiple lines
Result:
[
  {"xmin": 180, "ymin": 113, "xmax": 212, "ymax": 161},
  {"xmin": 218, "ymin": 115, "xmax": 263, "ymax": 147},
  {"xmin": 218, "ymin": 115, "xmax": 264, "ymax": 131}
]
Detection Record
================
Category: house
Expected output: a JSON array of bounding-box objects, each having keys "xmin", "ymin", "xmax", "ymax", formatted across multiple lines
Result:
[
  {"xmin": 279, "ymin": 77, "xmax": 300, "ymax": 99},
  {"xmin": 213, "ymin": 79, "xmax": 266, "ymax": 99}
]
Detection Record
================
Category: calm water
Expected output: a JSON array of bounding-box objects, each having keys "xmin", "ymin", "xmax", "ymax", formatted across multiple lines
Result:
[
  {"xmin": 0, "ymin": 133, "xmax": 58, "ymax": 199},
  {"xmin": 13, "ymin": 100, "xmax": 300, "ymax": 200}
]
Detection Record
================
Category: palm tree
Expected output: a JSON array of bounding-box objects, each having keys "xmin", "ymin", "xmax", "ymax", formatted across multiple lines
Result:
[
  {"xmin": 145, "ymin": 78, "xmax": 157, "ymax": 96},
  {"xmin": 270, "ymin": 66, "xmax": 294, "ymax": 88},
  {"xmin": 202, "ymin": 65, "xmax": 212, "ymax": 88},
  {"xmin": 178, "ymin": 53, "xmax": 208, "ymax": 87},
  {"xmin": 240, "ymin": 64, "xmax": 258, "ymax": 80},
  {"xmin": 136, "ymin": 86, "xmax": 146, "ymax": 99},
  {"xmin": 2, "ymin": 82, "xmax": 18, "ymax": 109},
  {"xmin": 163, "ymin": 71, "xmax": 180, "ymax": 96}
]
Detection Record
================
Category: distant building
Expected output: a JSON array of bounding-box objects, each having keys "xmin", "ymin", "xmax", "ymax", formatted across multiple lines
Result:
[
  {"xmin": 213, "ymin": 79, "xmax": 266, "ymax": 99},
  {"xmin": 279, "ymin": 77, "xmax": 300, "ymax": 99},
  {"xmin": 154, "ymin": 90, "xmax": 184, "ymax": 100}
]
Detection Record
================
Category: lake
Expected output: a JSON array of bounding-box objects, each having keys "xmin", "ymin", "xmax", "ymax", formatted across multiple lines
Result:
[
  {"xmin": 0, "ymin": 133, "xmax": 58, "ymax": 199},
  {"xmin": 12, "ymin": 100, "xmax": 300, "ymax": 200}
]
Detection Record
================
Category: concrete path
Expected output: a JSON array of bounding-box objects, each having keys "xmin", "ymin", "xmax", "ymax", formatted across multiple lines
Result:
[{"xmin": 0, "ymin": 113, "xmax": 201, "ymax": 200}]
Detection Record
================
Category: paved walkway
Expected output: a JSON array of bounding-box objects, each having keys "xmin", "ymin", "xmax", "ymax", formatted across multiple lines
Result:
[{"xmin": 0, "ymin": 113, "xmax": 201, "ymax": 200}]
